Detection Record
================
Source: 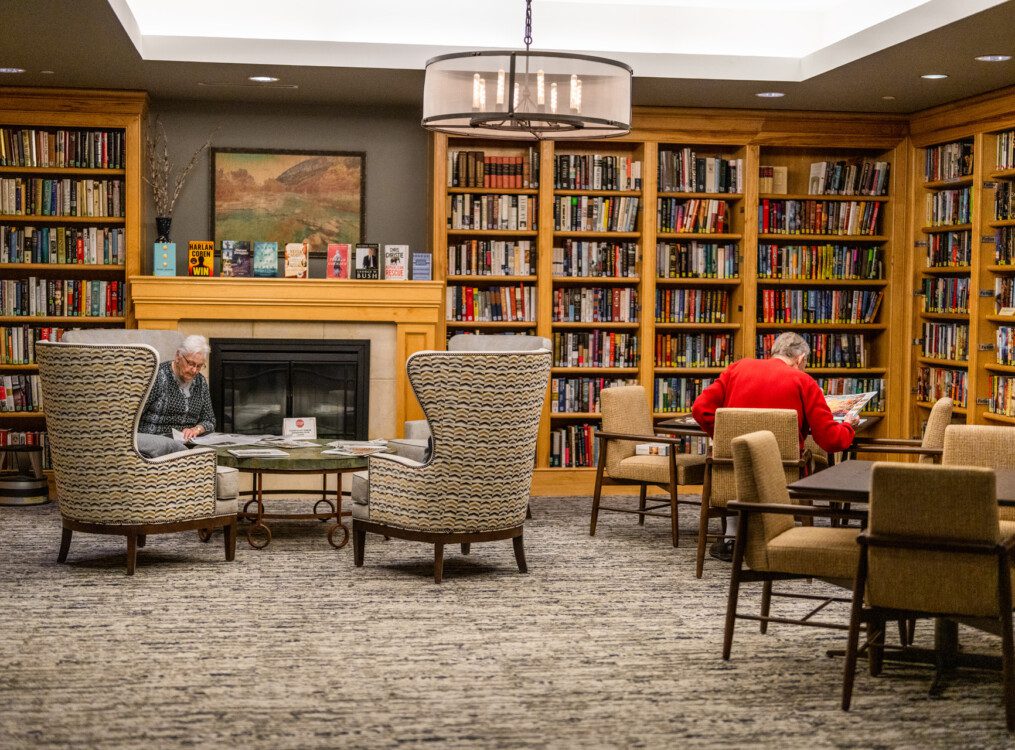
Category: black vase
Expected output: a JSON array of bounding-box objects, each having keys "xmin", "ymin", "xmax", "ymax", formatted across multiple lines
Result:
[{"xmin": 155, "ymin": 216, "xmax": 172, "ymax": 243}]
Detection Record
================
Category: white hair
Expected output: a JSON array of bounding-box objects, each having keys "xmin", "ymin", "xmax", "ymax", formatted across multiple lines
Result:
[
  {"xmin": 177, "ymin": 334, "xmax": 210, "ymax": 358},
  {"xmin": 770, "ymin": 331, "xmax": 810, "ymax": 359}
]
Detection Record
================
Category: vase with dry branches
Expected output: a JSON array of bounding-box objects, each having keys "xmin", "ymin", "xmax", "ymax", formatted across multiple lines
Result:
[{"xmin": 144, "ymin": 118, "xmax": 214, "ymax": 242}]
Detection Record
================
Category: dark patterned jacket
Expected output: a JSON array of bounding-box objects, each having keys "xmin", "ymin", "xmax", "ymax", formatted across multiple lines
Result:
[{"xmin": 138, "ymin": 361, "xmax": 215, "ymax": 436}]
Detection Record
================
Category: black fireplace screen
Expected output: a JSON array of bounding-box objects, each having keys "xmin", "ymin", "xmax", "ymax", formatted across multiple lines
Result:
[{"xmin": 209, "ymin": 339, "xmax": 369, "ymax": 440}]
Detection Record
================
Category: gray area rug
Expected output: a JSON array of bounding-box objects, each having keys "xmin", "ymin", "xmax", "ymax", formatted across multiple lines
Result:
[{"xmin": 0, "ymin": 495, "xmax": 1010, "ymax": 749}]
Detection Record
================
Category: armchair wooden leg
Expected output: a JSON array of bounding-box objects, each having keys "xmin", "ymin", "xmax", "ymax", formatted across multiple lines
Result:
[
  {"xmin": 353, "ymin": 523, "xmax": 366, "ymax": 566},
  {"xmin": 668, "ymin": 482, "xmax": 679, "ymax": 548},
  {"xmin": 842, "ymin": 552, "xmax": 868, "ymax": 711},
  {"xmin": 434, "ymin": 542, "xmax": 445, "ymax": 584},
  {"xmin": 137, "ymin": 534, "xmax": 146, "ymax": 548},
  {"xmin": 590, "ymin": 449, "xmax": 607, "ymax": 537},
  {"xmin": 57, "ymin": 527, "xmax": 72, "ymax": 563},
  {"xmin": 461, "ymin": 543, "xmax": 471, "ymax": 554},
  {"xmin": 513, "ymin": 533, "xmax": 528, "ymax": 574},
  {"xmin": 126, "ymin": 532, "xmax": 138, "ymax": 576},
  {"xmin": 1001, "ymin": 606, "xmax": 1015, "ymax": 732},
  {"xmin": 695, "ymin": 498, "xmax": 710, "ymax": 579},
  {"xmin": 759, "ymin": 580, "xmax": 773, "ymax": 634},
  {"xmin": 722, "ymin": 519, "xmax": 748, "ymax": 660},
  {"xmin": 638, "ymin": 484, "xmax": 647, "ymax": 526},
  {"xmin": 224, "ymin": 520, "xmax": 236, "ymax": 562},
  {"xmin": 869, "ymin": 616, "xmax": 886, "ymax": 677}
]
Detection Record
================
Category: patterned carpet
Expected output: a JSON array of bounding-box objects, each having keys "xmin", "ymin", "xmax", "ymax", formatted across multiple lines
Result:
[{"xmin": 1, "ymin": 495, "xmax": 1011, "ymax": 749}]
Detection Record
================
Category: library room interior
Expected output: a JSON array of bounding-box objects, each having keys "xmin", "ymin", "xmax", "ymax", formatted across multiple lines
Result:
[{"xmin": 3, "ymin": 0, "xmax": 1015, "ymax": 746}]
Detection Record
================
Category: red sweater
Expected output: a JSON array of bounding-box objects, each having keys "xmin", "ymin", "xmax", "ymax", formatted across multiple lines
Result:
[{"xmin": 691, "ymin": 357, "xmax": 855, "ymax": 453}]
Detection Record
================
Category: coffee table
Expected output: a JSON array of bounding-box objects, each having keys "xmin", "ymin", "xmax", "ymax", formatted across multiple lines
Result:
[{"xmin": 215, "ymin": 441, "xmax": 369, "ymax": 549}]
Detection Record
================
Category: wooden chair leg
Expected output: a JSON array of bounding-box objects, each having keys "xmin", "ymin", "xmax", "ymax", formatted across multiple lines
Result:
[
  {"xmin": 513, "ymin": 533, "xmax": 528, "ymax": 574},
  {"xmin": 842, "ymin": 551, "xmax": 868, "ymax": 711},
  {"xmin": 353, "ymin": 524, "xmax": 366, "ymax": 566},
  {"xmin": 722, "ymin": 518, "xmax": 748, "ymax": 660},
  {"xmin": 57, "ymin": 527, "xmax": 72, "ymax": 563},
  {"xmin": 126, "ymin": 532, "xmax": 138, "ymax": 576},
  {"xmin": 461, "ymin": 543, "xmax": 471, "ymax": 554},
  {"xmin": 526, "ymin": 503, "xmax": 532, "ymax": 520},
  {"xmin": 668, "ymin": 482, "xmax": 679, "ymax": 548},
  {"xmin": 224, "ymin": 521, "xmax": 236, "ymax": 562},
  {"xmin": 897, "ymin": 619, "xmax": 908, "ymax": 646},
  {"xmin": 137, "ymin": 534, "xmax": 146, "ymax": 548},
  {"xmin": 1001, "ymin": 606, "xmax": 1015, "ymax": 732},
  {"xmin": 434, "ymin": 542, "xmax": 445, "ymax": 584},
  {"xmin": 759, "ymin": 580, "xmax": 773, "ymax": 634},
  {"xmin": 695, "ymin": 498, "xmax": 710, "ymax": 579},
  {"xmin": 638, "ymin": 484, "xmax": 647, "ymax": 526},
  {"xmin": 590, "ymin": 449, "xmax": 607, "ymax": 537},
  {"xmin": 869, "ymin": 615, "xmax": 886, "ymax": 677}
]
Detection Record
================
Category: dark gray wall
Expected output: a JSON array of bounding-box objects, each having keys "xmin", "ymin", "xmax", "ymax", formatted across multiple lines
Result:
[{"xmin": 148, "ymin": 99, "xmax": 428, "ymax": 275}]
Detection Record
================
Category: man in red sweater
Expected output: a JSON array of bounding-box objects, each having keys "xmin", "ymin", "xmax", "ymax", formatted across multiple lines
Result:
[{"xmin": 691, "ymin": 331, "xmax": 858, "ymax": 560}]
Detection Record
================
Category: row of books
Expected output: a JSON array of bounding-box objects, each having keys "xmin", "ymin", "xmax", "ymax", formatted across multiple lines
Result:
[
  {"xmin": 553, "ymin": 196, "xmax": 640, "ymax": 233},
  {"xmin": 757, "ymin": 332, "xmax": 869, "ymax": 369},
  {"xmin": 445, "ymin": 285, "xmax": 536, "ymax": 323},
  {"xmin": 996, "ymin": 183, "xmax": 1013, "ymax": 220},
  {"xmin": 757, "ymin": 243, "xmax": 883, "ymax": 280},
  {"xmin": 657, "ymin": 150, "xmax": 744, "ymax": 194},
  {"xmin": 998, "ymin": 131, "xmax": 1015, "ymax": 172},
  {"xmin": 925, "ymin": 188, "xmax": 971, "ymax": 226},
  {"xmin": 759, "ymin": 199, "xmax": 882, "ymax": 236},
  {"xmin": 997, "ymin": 326, "xmax": 1015, "ymax": 366},
  {"xmin": 924, "ymin": 141, "xmax": 973, "ymax": 182},
  {"xmin": 654, "ymin": 333, "xmax": 733, "ymax": 368},
  {"xmin": 0, "ymin": 374, "xmax": 41, "ymax": 412},
  {"xmin": 997, "ymin": 277, "xmax": 1015, "ymax": 310},
  {"xmin": 448, "ymin": 148, "xmax": 539, "ymax": 189},
  {"xmin": 807, "ymin": 160, "xmax": 890, "ymax": 197},
  {"xmin": 758, "ymin": 288, "xmax": 884, "ymax": 324},
  {"xmin": 656, "ymin": 241, "xmax": 739, "ymax": 279},
  {"xmin": 653, "ymin": 376, "xmax": 716, "ymax": 412},
  {"xmin": 552, "ymin": 240, "xmax": 639, "ymax": 278},
  {"xmin": 816, "ymin": 377, "xmax": 885, "ymax": 412},
  {"xmin": 0, "ymin": 326, "xmax": 63, "ymax": 365},
  {"xmin": 922, "ymin": 277, "xmax": 969, "ymax": 314},
  {"xmin": 917, "ymin": 365, "xmax": 967, "ymax": 408},
  {"xmin": 553, "ymin": 154, "xmax": 641, "ymax": 191},
  {"xmin": 1, "ymin": 225, "xmax": 125, "ymax": 266},
  {"xmin": 0, "ymin": 128, "xmax": 124, "ymax": 169},
  {"xmin": 927, "ymin": 231, "xmax": 971, "ymax": 267},
  {"xmin": 549, "ymin": 423, "xmax": 599, "ymax": 468},
  {"xmin": 447, "ymin": 240, "xmax": 534, "ymax": 276},
  {"xmin": 999, "ymin": 228, "xmax": 1015, "ymax": 266},
  {"xmin": 657, "ymin": 197, "xmax": 730, "ymax": 234},
  {"xmin": 0, "ymin": 177, "xmax": 125, "ymax": 218},
  {"xmin": 446, "ymin": 194, "xmax": 535, "ymax": 231},
  {"xmin": 0, "ymin": 278, "xmax": 124, "ymax": 317},
  {"xmin": 921, "ymin": 322, "xmax": 969, "ymax": 362},
  {"xmin": 0, "ymin": 430, "xmax": 50, "ymax": 468},
  {"xmin": 989, "ymin": 376, "xmax": 1015, "ymax": 417},
  {"xmin": 758, "ymin": 166, "xmax": 788, "ymax": 195},
  {"xmin": 549, "ymin": 377, "xmax": 637, "ymax": 413},
  {"xmin": 552, "ymin": 331, "xmax": 638, "ymax": 368},
  {"xmin": 552, "ymin": 287, "xmax": 638, "ymax": 323},
  {"xmin": 655, "ymin": 287, "xmax": 730, "ymax": 324}
]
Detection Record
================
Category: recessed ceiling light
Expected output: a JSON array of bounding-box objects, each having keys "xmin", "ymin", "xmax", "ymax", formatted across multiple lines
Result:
[
  {"xmin": 0, "ymin": 67, "xmax": 25, "ymax": 74},
  {"xmin": 921, "ymin": 73, "xmax": 948, "ymax": 80},
  {"xmin": 882, "ymin": 95, "xmax": 896, "ymax": 100},
  {"xmin": 756, "ymin": 91, "xmax": 784, "ymax": 98},
  {"xmin": 975, "ymin": 54, "xmax": 1012, "ymax": 62},
  {"xmin": 248, "ymin": 75, "xmax": 279, "ymax": 83}
]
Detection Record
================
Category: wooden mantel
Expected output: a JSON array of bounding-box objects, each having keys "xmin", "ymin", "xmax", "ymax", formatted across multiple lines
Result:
[{"xmin": 129, "ymin": 276, "xmax": 444, "ymax": 429}]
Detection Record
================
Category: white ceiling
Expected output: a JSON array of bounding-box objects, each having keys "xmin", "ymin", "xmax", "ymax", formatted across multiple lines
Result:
[{"xmin": 108, "ymin": 0, "xmax": 1007, "ymax": 81}]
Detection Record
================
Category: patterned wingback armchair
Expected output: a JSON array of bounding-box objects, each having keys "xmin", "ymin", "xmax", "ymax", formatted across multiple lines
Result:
[
  {"xmin": 353, "ymin": 348, "xmax": 551, "ymax": 582},
  {"xmin": 36, "ymin": 341, "xmax": 237, "ymax": 575}
]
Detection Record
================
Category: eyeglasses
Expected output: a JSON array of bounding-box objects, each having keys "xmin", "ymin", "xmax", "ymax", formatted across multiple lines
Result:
[{"xmin": 177, "ymin": 355, "xmax": 205, "ymax": 370}]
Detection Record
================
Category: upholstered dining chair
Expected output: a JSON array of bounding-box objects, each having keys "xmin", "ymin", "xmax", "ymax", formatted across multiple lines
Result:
[
  {"xmin": 696, "ymin": 408, "xmax": 805, "ymax": 578},
  {"xmin": 36, "ymin": 341, "xmax": 237, "ymax": 575},
  {"xmin": 850, "ymin": 396, "xmax": 953, "ymax": 464},
  {"xmin": 589, "ymin": 385, "xmax": 706, "ymax": 547},
  {"xmin": 352, "ymin": 348, "xmax": 551, "ymax": 583},
  {"xmin": 722, "ymin": 430, "xmax": 865, "ymax": 659},
  {"xmin": 841, "ymin": 462, "xmax": 1015, "ymax": 730},
  {"xmin": 943, "ymin": 425, "xmax": 1015, "ymax": 524}
]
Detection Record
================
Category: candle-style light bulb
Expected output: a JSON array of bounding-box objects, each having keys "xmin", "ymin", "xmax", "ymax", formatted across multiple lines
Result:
[
  {"xmin": 479, "ymin": 77, "xmax": 486, "ymax": 110},
  {"xmin": 472, "ymin": 73, "xmax": 482, "ymax": 110},
  {"xmin": 496, "ymin": 68, "xmax": 505, "ymax": 106},
  {"xmin": 572, "ymin": 77, "xmax": 582, "ymax": 114},
  {"xmin": 550, "ymin": 82, "xmax": 558, "ymax": 114},
  {"xmin": 536, "ymin": 70, "xmax": 545, "ymax": 105},
  {"xmin": 513, "ymin": 82, "xmax": 520, "ymax": 110}
]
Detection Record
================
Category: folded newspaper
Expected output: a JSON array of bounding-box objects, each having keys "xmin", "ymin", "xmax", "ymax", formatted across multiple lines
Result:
[
  {"xmin": 323, "ymin": 439, "xmax": 389, "ymax": 457},
  {"xmin": 824, "ymin": 391, "xmax": 878, "ymax": 422},
  {"xmin": 227, "ymin": 448, "xmax": 289, "ymax": 458}
]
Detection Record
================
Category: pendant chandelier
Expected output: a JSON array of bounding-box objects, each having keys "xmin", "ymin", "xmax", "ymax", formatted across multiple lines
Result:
[{"xmin": 422, "ymin": 0, "xmax": 633, "ymax": 140}]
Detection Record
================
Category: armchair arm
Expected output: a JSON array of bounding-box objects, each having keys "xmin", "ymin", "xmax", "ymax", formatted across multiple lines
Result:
[
  {"xmin": 728, "ymin": 500, "xmax": 868, "ymax": 523},
  {"xmin": 852, "ymin": 437, "xmax": 923, "ymax": 446},
  {"xmin": 708, "ymin": 456, "xmax": 806, "ymax": 470},
  {"xmin": 594, "ymin": 430, "xmax": 696, "ymax": 445},
  {"xmin": 851, "ymin": 444, "xmax": 943, "ymax": 458}
]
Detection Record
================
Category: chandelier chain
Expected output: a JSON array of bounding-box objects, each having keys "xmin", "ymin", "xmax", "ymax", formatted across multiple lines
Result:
[{"xmin": 524, "ymin": 0, "xmax": 533, "ymax": 50}]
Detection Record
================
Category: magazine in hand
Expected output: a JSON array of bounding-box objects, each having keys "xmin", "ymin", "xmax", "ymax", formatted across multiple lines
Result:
[{"xmin": 824, "ymin": 391, "xmax": 878, "ymax": 422}]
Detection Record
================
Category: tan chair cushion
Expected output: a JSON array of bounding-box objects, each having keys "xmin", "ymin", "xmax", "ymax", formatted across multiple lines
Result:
[
  {"xmin": 761, "ymin": 527, "xmax": 860, "ymax": 579},
  {"xmin": 601, "ymin": 386, "xmax": 654, "ymax": 476},
  {"xmin": 611, "ymin": 453, "xmax": 706, "ymax": 485}
]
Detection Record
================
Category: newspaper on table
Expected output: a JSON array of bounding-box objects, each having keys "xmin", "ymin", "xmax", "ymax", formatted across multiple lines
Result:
[
  {"xmin": 172, "ymin": 430, "xmax": 270, "ymax": 447},
  {"xmin": 257, "ymin": 436, "xmax": 320, "ymax": 449},
  {"xmin": 227, "ymin": 448, "xmax": 289, "ymax": 458},
  {"xmin": 323, "ymin": 439, "xmax": 389, "ymax": 457},
  {"xmin": 824, "ymin": 391, "xmax": 878, "ymax": 422}
]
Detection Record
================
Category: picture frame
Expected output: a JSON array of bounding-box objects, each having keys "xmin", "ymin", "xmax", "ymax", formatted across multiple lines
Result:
[{"xmin": 210, "ymin": 148, "xmax": 365, "ymax": 257}]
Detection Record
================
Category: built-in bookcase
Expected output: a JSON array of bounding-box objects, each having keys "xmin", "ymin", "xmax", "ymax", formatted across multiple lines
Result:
[{"xmin": 0, "ymin": 88, "xmax": 145, "ymax": 465}]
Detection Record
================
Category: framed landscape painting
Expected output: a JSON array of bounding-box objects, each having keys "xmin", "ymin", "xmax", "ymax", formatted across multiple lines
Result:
[{"xmin": 211, "ymin": 148, "xmax": 365, "ymax": 256}]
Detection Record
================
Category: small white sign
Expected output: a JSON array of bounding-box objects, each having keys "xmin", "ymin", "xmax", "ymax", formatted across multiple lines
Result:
[
  {"xmin": 283, "ymin": 417, "xmax": 317, "ymax": 439},
  {"xmin": 1000, "ymin": 307, "xmax": 1015, "ymax": 317}
]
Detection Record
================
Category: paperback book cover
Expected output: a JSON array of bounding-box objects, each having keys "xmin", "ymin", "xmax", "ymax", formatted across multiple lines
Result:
[
  {"xmin": 354, "ymin": 243, "xmax": 380, "ymax": 280},
  {"xmin": 221, "ymin": 240, "xmax": 252, "ymax": 277},
  {"xmin": 187, "ymin": 241, "xmax": 214, "ymax": 277},
  {"xmin": 327, "ymin": 243, "xmax": 351, "ymax": 279},
  {"xmin": 412, "ymin": 251, "xmax": 433, "ymax": 281},
  {"xmin": 284, "ymin": 241, "xmax": 309, "ymax": 278},
  {"xmin": 253, "ymin": 241, "xmax": 279, "ymax": 277},
  {"xmin": 383, "ymin": 244, "xmax": 409, "ymax": 280},
  {"xmin": 152, "ymin": 242, "xmax": 176, "ymax": 276}
]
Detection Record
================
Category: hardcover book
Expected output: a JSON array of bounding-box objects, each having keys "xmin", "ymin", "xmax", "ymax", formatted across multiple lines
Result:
[
  {"xmin": 187, "ymin": 241, "xmax": 214, "ymax": 277},
  {"xmin": 327, "ymin": 243, "xmax": 351, "ymax": 279},
  {"xmin": 253, "ymin": 241, "xmax": 279, "ymax": 277},
  {"xmin": 383, "ymin": 244, "xmax": 409, "ymax": 280},
  {"xmin": 221, "ymin": 240, "xmax": 252, "ymax": 277},
  {"xmin": 153, "ymin": 242, "xmax": 176, "ymax": 277},
  {"xmin": 412, "ymin": 251, "xmax": 433, "ymax": 281},
  {"xmin": 354, "ymin": 243, "xmax": 380, "ymax": 280},
  {"xmin": 284, "ymin": 241, "xmax": 309, "ymax": 279}
]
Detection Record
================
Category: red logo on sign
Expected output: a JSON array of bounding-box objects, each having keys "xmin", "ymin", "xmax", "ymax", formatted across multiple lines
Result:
[{"xmin": 296, "ymin": 419, "xmax": 304, "ymax": 428}]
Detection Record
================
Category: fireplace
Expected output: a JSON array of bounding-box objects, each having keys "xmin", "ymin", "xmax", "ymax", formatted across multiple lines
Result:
[{"xmin": 209, "ymin": 339, "xmax": 370, "ymax": 440}]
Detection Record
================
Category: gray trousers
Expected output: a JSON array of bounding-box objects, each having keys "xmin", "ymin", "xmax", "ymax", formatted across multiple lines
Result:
[{"xmin": 136, "ymin": 433, "xmax": 188, "ymax": 458}]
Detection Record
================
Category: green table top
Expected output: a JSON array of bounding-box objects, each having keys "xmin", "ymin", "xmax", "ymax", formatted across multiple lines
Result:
[{"xmin": 214, "ymin": 440, "xmax": 371, "ymax": 472}]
